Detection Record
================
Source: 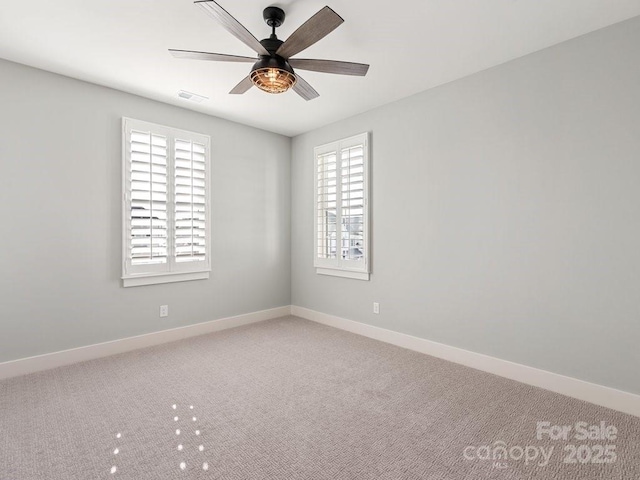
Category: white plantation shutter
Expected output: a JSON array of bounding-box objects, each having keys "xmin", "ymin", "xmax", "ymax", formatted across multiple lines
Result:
[
  {"xmin": 174, "ymin": 139, "xmax": 207, "ymax": 263},
  {"xmin": 316, "ymin": 150, "xmax": 338, "ymax": 260},
  {"xmin": 130, "ymin": 131, "xmax": 168, "ymax": 265},
  {"xmin": 123, "ymin": 118, "xmax": 211, "ymax": 287},
  {"xmin": 341, "ymin": 144, "xmax": 365, "ymax": 261},
  {"xmin": 314, "ymin": 133, "xmax": 369, "ymax": 280}
]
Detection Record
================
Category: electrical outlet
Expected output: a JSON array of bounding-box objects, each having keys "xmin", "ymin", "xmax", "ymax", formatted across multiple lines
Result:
[
  {"xmin": 373, "ymin": 302, "xmax": 380, "ymax": 314},
  {"xmin": 160, "ymin": 305, "xmax": 169, "ymax": 318}
]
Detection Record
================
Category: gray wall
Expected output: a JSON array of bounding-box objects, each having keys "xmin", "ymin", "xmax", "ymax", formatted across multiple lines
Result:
[
  {"xmin": 291, "ymin": 17, "xmax": 640, "ymax": 395},
  {"xmin": 0, "ymin": 59, "xmax": 291, "ymax": 362}
]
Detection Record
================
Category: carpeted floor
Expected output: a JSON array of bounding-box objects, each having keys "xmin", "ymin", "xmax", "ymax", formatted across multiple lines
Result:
[{"xmin": 1, "ymin": 316, "xmax": 639, "ymax": 479}]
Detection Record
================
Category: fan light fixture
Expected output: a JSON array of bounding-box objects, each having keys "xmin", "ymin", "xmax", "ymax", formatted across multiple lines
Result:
[
  {"xmin": 251, "ymin": 67, "xmax": 296, "ymax": 94},
  {"xmin": 250, "ymin": 54, "xmax": 296, "ymax": 94}
]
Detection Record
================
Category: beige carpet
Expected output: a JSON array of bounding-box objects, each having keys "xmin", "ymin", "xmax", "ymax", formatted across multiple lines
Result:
[{"xmin": 1, "ymin": 316, "xmax": 638, "ymax": 479}]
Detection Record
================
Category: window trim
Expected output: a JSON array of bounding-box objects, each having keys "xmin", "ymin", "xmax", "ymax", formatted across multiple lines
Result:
[
  {"xmin": 313, "ymin": 132, "xmax": 370, "ymax": 281},
  {"xmin": 122, "ymin": 117, "xmax": 211, "ymax": 287}
]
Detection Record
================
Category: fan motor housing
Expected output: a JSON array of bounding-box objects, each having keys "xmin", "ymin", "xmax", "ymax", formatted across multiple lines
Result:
[
  {"xmin": 252, "ymin": 55, "xmax": 294, "ymax": 75},
  {"xmin": 260, "ymin": 37, "xmax": 284, "ymax": 55}
]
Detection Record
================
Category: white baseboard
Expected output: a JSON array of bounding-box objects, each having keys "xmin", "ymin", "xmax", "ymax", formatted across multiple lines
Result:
[
  {"xmin": 0, "ymin": 305, "xmax": 292, "ymax": 381},
  {"xmin": 291, "ymin": 305, "xmax": 640, "ymax": 418},
  {"xmin": 5, "ymin": 304, "xmax": 638, "ymax": 418}
]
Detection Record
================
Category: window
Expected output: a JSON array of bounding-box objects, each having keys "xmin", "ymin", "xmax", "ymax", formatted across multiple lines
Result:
[
  {"xmin": 314, "ymin": 132, "xmax": 370, "ymax": 280},
  {"xmin": 122, "ymin": 118, "xmax": 210, "ymax": 287}
]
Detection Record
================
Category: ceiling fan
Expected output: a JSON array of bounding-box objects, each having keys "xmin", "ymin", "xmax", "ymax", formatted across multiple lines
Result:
[{"xmin": 169, "ymin": 1, "xmax": 369, "ymax": 100}]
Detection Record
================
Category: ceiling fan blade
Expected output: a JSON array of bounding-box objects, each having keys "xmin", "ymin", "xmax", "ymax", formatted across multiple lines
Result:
[
  {"xmin": 289, "ymin": 58, "xmax": 369, "ymax": 76},
  {"xmin": 229, "ymin": 75, "xmax": 254, "ymax": 94},
  {"xmin": 276, "ymin": 6, "xmax": 344, "ymax": 59},
  {"xmin": 293, "ymin": 75, "xmax": 319, "ymax": 101},
  {"xmin": 195, "ymin": 1, "xmax": 269, "ymax": 56},
  {"xmin": 169, "ymin": 49, "xmax": 256, "ymax": 63}
]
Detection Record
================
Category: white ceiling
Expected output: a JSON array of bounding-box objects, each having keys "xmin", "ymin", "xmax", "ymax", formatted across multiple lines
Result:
[{"xmin": 1, "ymin": 1, "xmax": 639, "ymax": 137}]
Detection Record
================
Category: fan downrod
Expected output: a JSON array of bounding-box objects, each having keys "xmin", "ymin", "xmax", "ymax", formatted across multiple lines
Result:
[{"xmin": 263, "ymin": 6, "xmax": 285, "ymax": 28}]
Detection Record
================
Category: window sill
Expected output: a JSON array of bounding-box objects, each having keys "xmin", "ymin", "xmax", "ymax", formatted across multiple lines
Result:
[
  {"xmin": 122, "ymin": 271, "xmax": 210, "ymax": 288},
  {"xmin": 316, "ymin": 268, "xmax": 370, "ymax": 281}
]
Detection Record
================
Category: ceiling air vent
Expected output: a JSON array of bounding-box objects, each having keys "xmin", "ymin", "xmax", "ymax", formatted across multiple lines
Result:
[{"xmin": 177, "ymin": 90, "xmax": 208, "ymax": 103}]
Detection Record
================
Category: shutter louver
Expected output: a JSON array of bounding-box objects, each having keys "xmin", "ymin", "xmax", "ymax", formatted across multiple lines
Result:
[
  {"xmin": 129, "ymin": 130, "xmax": 168, "ymax": 265},
  {"xmin": 174, "ymin": 139, "xmax": 207, "ymax": 263}
]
